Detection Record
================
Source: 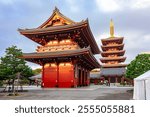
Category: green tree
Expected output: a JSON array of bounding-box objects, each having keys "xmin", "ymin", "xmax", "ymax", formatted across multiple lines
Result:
[
  {"xmin": 0, "ymin": 45, "xmax": 33, "ymax": 92},
  {"xmin": 126, "ymin": 54, "xmax": 150, "ymax": 79},
  {"xmin": 32, "ymin": 68, "xmax": 41, "ymax": 75}
]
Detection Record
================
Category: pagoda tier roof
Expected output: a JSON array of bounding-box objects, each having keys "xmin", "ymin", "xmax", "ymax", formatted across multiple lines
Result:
[
  {"xmin": 101, "ymin": 37, "xmax": 124, "ymax": 45},
  {"xmin": 101, "ymin": 37, "xmax": 124, "ymax": 41},
  {"xmin": 101, "ymin": 50, "xmax": 125, "ymax": 57},
  {"xmin": 20, "ymin": 47, "xmax": 100, "ymax": 70},
  {"xmin": 100, "ymin": 57, "xmax": 126, "ymax": 63},
  {"xmin": 101, "ymin": 44, "xmax": 124, "ymax": 51},
  {"xmin": 18, "ymin": 8, "xmax": 100, "ymax": 54},
  {"xmin": 101, "ymin": 64, "xmax": 127, "ymax": 68}
]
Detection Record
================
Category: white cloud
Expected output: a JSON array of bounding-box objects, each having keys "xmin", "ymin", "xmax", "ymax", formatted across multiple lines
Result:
[
  {"xmin": 143, "ymin": 34, "xmax": 150, "ymax": 41},
  {"xmin": 95, "ymin": 0, "xmax": 121, "ymax": 12},
  {"xmin": 132, "ymin": 0, "xmax": 150, "ymax": 9},
  {"xmin": 95, "ymin": 0, "xmax": 150, "ymax": 13}
]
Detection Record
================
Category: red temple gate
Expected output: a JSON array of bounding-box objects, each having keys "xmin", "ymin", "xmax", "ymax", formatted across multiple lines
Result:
[{"xmin": 19, "ymin": 7, "xmax": 100, "ymax": 88}]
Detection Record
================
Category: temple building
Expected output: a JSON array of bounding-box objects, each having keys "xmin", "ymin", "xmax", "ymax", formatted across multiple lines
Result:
[
  {"xmin": 100, "ymin": 20, "xmax": 127, "ymax": 83},
  {"xmin": 18, "ymin": 7, "xmax": 100, "ymax": 88}
]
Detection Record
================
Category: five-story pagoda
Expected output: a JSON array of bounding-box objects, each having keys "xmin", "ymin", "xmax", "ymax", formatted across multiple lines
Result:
[
  {"xmin": 100, "ymin": 20, "xmax": 127, "ymax": 83},
  {"xmin": 19, "ymin": 7, "xmax": 100, "ymax": 88}
]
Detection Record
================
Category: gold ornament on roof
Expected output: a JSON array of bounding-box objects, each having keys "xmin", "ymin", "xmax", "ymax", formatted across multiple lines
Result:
[{"xmin": 110, "ymin": 19, "xmax": 114, "ymax": 37}]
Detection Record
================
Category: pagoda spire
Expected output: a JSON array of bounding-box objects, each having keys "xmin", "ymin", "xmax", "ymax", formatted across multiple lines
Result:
[{"xmin": 110, "ymin": 19, "xmax": 114, "ymax": 37}]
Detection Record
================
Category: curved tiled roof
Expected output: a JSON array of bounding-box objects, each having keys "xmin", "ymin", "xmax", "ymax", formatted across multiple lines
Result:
[{"xmin": 21, "ymin": 47, "xmax": 100, "ymax": 69}]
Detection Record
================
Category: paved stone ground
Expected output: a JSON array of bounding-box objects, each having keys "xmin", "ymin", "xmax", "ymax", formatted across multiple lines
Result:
[{"xmin": 0, "ymin": 85, "xmax": 133, "ymax": 100}]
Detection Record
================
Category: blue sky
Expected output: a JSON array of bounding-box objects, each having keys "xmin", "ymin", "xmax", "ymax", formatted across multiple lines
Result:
[{"xmin": 0, "ymin": 0, "xmax": 150, "ymax": 69}]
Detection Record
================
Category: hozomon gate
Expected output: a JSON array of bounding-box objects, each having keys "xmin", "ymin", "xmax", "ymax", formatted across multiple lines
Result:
[{"xmin": 19, "ymin": 7, "xmax": 100, "ymax": 88}]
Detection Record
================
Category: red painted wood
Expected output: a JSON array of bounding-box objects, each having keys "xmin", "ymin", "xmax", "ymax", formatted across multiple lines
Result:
[
  {"xmin": 77, "ymin": 69, "xmax": 81, "ymax": 86},
  {"xmin": 74, "ymin": 78, "xmax": 77, "ymax": 87},
  {"xmin": 43, "ymin": 63, "xmax": 58, "ymax": 88},
  {"xmin": 41, "ymin": 65, "xmax": 44, "ymax": 87},
  {"xmin": 42, "ymin": 63, "xmax": 90, "ymax": 88},
  {"xmin": 80, "ymin": 69, "xmax": 83, "ymax": 86},
  {"xmin": 84, "ymin": 71, "xmax": 87, "ymax": 85},
  {"xmin": 58, "ymin": 63, "xmax": 75, "ymax": 88}
]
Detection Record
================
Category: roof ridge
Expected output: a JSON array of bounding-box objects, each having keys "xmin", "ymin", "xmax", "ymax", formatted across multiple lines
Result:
[{"xmin": 38, "ymin": 7, "xmax": 78, "ymax": 28}]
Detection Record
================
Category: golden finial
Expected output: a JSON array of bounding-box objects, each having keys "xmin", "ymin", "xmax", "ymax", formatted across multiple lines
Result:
[{"xmin": 110, "ymin": 19, "xmax": 114, "ymax": 37}]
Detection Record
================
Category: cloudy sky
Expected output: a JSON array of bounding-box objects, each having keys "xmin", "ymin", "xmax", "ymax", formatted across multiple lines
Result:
[{"xmin": 0, "ymin": 0, "xmax": 150, "ymax": 69}]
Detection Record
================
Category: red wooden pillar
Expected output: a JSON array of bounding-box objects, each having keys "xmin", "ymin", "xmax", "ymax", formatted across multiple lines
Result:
[
  {"xmin": 73, "ymin": 63, "xmax": 78, "ymax": 87},
  {"xmin": 42, "ymin": 65, "xmax": 44, "ymax": 87},
  {"xmin": 56, "ymin": 62, "xmax": 59, "ymax": 87},
  {"xmin": 84, "ymin": 71, "xmax": 87, "ymax": 86},
  {"xmin": 82, "ymin": 69, "xmax": 85, "ymax": 86},
  {"xmin": 87, "ymin": 71, "xmax": 90, "ymax": 85},
  {"xmin": 80, "ymin": 68, "xmax": 83, "ymax": 86},
  {"xmin": 77, "ymin": 68, "xmax": 81, "ymax": 86}
]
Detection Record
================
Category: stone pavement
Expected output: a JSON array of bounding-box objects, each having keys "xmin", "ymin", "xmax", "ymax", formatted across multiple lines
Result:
[{"xmin": 0, "ymin": 85, "xmax": 133, "ymax": 100}]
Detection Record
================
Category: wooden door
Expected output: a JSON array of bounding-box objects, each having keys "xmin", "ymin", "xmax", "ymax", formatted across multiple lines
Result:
[
  {"xmin": 58, "ymin": 63, "xmax": 74, "ymax": 88},
  {"xmin": 43, "ymin": 63, "xmax": 58, "ymax": 88}
]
